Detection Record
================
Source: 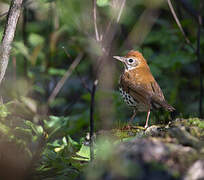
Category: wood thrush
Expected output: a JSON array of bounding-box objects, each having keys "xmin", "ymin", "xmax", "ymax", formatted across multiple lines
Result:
[{"xmin": 113, "ymin": 50, "xmax": 175, "ymax": 128}]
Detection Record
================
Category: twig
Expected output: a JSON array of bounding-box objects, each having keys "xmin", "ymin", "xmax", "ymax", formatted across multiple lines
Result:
[
  {"xmin": 93, "ymin": 0, "xmax": 100, "ymax": 42},
  {"xmin": 22, "ymin": 5, "xmax": 28, "ymax": 78},
  {"xmin": 123, "ymin": 8, "xmax": 159, "ymax": 49},
  {"xmin": 0, "ymin": 0, "xmax": 24, "ymax": 86},
  {"xmin": 117, "ymin": 0, "xmax": 126, "ymax": 23},
  {"xmin": 48, "ymin": 53, "xmax": 83, "ymax": 103},
  {"xmin": 89, "ymin": 0, "xmax": 126, "ymax": 161},
  {"xmin": 0, "ymin": 0, "xmax": 33, "ymax": 19},
  {"xmin": 24, "ymin": 135, "xmax": 47, "ymax": 179},
  {"xmin": 102, "ymin": 0, "xmax": 126, "ymax": 44},
  {"xmin": 197, "ymin": 3, "xmax": 203, "ymax": 118},
  {"xmin": 75, "ymin": 69, "xmax": 92, "ymax": 93},
  {"xmin": 97, "ymin": 0, "xmax": 126, "ymax": 74},
  {"xmin": 12, "ymin": 56, "xmax": 16, "ymax": 81},
  {"xmin": 177, "ymin": 0, "xmax": 204, "ymax": 25},
  {"xmin": 90, "ymin": 79, "xmax": 98, "ymax": 161},
  {"xmin": 0, "ymin": 11, "xmax": 8, "ymax": 18},
  {"xmin": 167, "ymin": 0, "xmax": 195, "ymax": 51},
  {"xmin": 63, "ymin": 46, "xmax": 91, "ymax": 93}
]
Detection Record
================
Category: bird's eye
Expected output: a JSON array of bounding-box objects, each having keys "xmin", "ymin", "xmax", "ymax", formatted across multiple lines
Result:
[{"xmin": 128, "ymin": 59, "xmax": 134, "ymax": 63}]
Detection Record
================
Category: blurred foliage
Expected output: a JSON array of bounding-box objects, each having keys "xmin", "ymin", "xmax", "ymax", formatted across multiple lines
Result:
[
  {"xmin": 0, "ymin": 0, "xmax": 203, "ymax": 179},
  {"xmin": 0, "ymin": 102, "xmax": 90, "ymax": 179}
]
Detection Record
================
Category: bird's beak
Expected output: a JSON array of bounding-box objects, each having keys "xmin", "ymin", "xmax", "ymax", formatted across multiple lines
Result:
[{"xmin": 113, "ymin": 56, "xmax": 125, "ymax": 62}]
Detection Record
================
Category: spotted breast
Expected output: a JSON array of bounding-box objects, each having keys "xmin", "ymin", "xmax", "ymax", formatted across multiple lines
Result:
[
  {"xmin": 119, "ymin": 87, "xmax": 137, "ymax": 106},
  {"xmin": 119, "ymin": 87, "xmax": 147, "ymax": 112}
]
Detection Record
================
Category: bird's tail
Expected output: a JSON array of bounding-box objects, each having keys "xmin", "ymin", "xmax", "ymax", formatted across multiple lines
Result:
[
  {"xmin": 162, "ymin": 101, "xmax": 175, "ymax": 112},
  {"xmin": 162, "ymin": 101, "xmax": 177, "ymax": 120}
]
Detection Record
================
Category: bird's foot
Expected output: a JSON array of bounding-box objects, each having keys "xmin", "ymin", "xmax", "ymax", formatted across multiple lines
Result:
[
  {"xmin": 144, "ymin": 124, "xmax": 148, "ymax": 129},
  {"xmin": 121, "ymin": 124, "xmax": 146, "ymax": 131},
  {"xmin": 121, "ymin": 124, "xmax": 132, "ymax": 131}
]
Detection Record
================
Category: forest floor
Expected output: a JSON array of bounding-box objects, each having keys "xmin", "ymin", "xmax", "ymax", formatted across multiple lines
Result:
[{"xmin": 85, "ymin": 118, "xmax": 204, "ymax": 180}]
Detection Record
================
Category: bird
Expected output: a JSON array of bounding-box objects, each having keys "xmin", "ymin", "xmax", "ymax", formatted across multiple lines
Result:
[{"xmin": 113, "ymin": 50, "xmax": 175, "ymax": 128}]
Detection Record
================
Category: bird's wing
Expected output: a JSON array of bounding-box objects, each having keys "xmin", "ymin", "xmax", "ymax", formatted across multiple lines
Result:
[
  {"xmin": 150, "ymin": 81, "xmax": 165, "ymax": 101},
  {"xmin": 121, "ymin": 73, "xmax": 174, "ymax": 111},
  {"xmin": 150, "ymin": 81, "xmax": 175, "ymax": 111},
  {"xmin": 120, "ymin": 75, "xmax": 152, "ymax": 106}
]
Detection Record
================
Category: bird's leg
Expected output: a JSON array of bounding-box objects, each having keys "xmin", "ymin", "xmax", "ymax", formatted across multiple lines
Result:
[
  {"xmin": 122, "ymin": 109, "xmax": 136, "ymax": 130},
  {"xmin": 129, "ymin": 109, "xmax": 136, "ymax": 124},
  {"xmin": 144, "ymin": 109, "xmax": 151, "ymax": 128}
]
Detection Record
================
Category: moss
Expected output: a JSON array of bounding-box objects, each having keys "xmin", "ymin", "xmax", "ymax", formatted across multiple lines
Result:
[
  {"xmin": 112, "ymin": 127, "xmax": 145, "ymax": 139},
  {"xmin": 170, "ymin": 118, "xmax": 204, "ymax": 141},
  {"xmin": 188, "ymin": 118, "xmax": 204, "ymax": 129}
]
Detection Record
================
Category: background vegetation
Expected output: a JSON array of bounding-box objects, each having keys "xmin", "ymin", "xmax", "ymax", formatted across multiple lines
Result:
[{"xmin": 0, "ymin": 0, "xmax": 203, "ymax": 179}]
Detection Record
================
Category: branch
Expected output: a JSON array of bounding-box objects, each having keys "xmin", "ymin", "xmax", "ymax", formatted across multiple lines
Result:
[
  {"xmin": 0, "ymin": 0, "xmax": 23, "ymax": 85},
  {"xmin": 48, "ymin": 53, "xmax": 83, "ymax": 103},
  {"xmin": 177, "ymin": 0, "xmax": 204, "ymax": 25},
  {"xmin": 22, "ymin": 5, "xmax": 28, "ymax": 77},
  {"xmin": 93, "ymin": 0, "xmax": 100, "ymax": 42},
  {"xmin": 0, "ymin": 0, "xmax": 34, "ymax": 19},
  {"xmin": 90, "ymin": 79, "xmax": 98, "ymax": 161},
  {"xmin": 75, "ymin": 68, "xmax": 92, "ymax": 93},
  {"xmin": 167, "ymin": 0, "xmax": 195, "ymax": 51},
  {"xmin": 197, "ymin": 2, "xmax": 203, "ymax": 118},
  {"xmin": 117, "ymin": 0, "xmax": 126, "ymax": 23},
  {"xmin": 89, "ymin": 0, "xmax": 126, "ymax": 161},
  {"xmin": 0, "ymin": 11, "xmax": 8, "ymax": 18},
  {"xmin": 123, "ymin": 8, "xmax": 159, "ymax": 49},
  {"xmin": 63, "ymin": 46, "xmax": 91, "ymax": 93}
]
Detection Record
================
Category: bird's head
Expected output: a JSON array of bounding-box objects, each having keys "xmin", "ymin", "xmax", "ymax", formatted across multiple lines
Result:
[{"xmin": 113, "ymin": 50, "xmax": 148, "ymax": 71}]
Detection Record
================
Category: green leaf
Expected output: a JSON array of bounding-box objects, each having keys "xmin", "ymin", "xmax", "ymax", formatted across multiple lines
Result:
[
  {"xmin": 13, "ymin": 41, "xmax": 30, "ymax": 59},
  {"xmin": 48, "ymin": 67, "xmax": 66, "ymax": 76},
  {"xmin": 67, "ymin": 136, "xmax": 81, "ymax": 151},
  {"xmin": 75, "ymin": 144, "xmax": 90, "ymax": 161},
  {"xmin": 24, "ymin": 120, "xmax": 44, "ymax": 136},
  {"xmin": 0, "ymin": 122, "xmax": 10, "ymax": 135},
  {"xmin": 0, "ymin": 104, "xmax": 10, "ymax": 118},
  {"xmin": 44, "ymin": 116, "xmax": 70, "ymax": 140},
  {"xmin": 28, "ymin": 33, "xmax": 44, "ymax": 46},
  {"xmin": 97, "ymin": 0, "xmax": 109, "ymax": 7}
]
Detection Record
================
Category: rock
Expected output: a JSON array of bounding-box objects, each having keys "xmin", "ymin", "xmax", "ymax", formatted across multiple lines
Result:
[
  {"xmin": 86, "ymin": 138, "xmax": 198, "ymax": 180},
  {"xmin": 145, "ymin": 125, "xmax": 165, "ymax": 137},
  {"xmin": 168, "ymin": 126, "xmax": 202, "ymax": 149},
  {"xmin": 184, "ymin": 160, "xmax": 204, "ymax": 180},
  {"xmin": 85, "ymin": 118, "xmax": 204, "ymax": 180}
]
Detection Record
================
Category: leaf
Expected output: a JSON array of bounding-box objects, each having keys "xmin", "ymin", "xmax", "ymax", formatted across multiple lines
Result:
[
  {"xmin": 48, "ymin": 67, "xmax": 66, "ymax": 76},
  {"xmin": 20, "ymin": 96, "xmax": 37, "ymax": 113},
  {"xmin": 97, "ymin": 0, "xmax": 109, "ymax": 7},
  {"xmin": 67, "ymin": 136, "xmax": 81, "ymax": 152},
  {"xmin": 24, "ymin": 120, "xmax": 44, "ymax": 136},
  {"xmin": 75, "ymin": 144, "xmax": 90, "ymax": 161},
  {"xmin": 0, "ymin": 122, "xmax": 10, "ymax": 135},
  {"xmin": 28, "ymin": 33, "xmax": 44, "ymax": 46},
  {"xmin": 44, "ymin": 116, "xmax": 70, "ymax": 140},
  {"xmin": 0, "ymin": 104, "xmax": 10, "ymax": 118},
  {"xmin": 13, "ymin": 41, "xmax": 30, "ymax": 59}
]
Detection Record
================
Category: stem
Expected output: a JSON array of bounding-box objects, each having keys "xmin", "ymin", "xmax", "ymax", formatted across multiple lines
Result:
[
  {"xmin": 93, "ymin": 0, "xmax": 100, "ymax": 42},
  {"xmin": 48, "ymin": 53, "xmax": 83, "ymax": 103},
  {"xmin": 22, "ymin": 5, "xmax": 28, "ymax": 78},
  {"xmin": 167, "ymin": 0, "xmax": 195, "ymax": 51},
  {"xmin": 197, "ymin": 3, "xmax": 203, "ymax": 118},
  {"xmin": 90, "ymin": 79, "xmax": 98, "ymax": 161}
]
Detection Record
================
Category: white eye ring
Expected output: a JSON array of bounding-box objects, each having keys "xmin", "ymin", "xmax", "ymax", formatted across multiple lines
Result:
[{"xmin": 128, "ymin": 58, "xmax": 134, "ymax": 63}]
